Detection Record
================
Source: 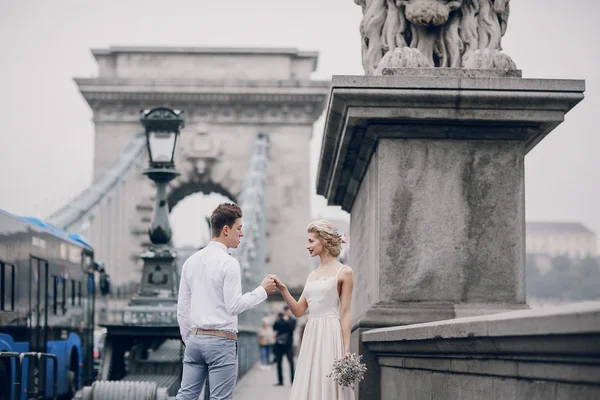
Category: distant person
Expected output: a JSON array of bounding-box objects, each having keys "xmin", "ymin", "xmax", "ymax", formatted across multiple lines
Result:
[
  {"xmin": 273, "ymin": 306, "xmax": 296, "ymax": 386},
  {"xmin": 176, "ymin": 203, "xmax": 277, "ymax": 400},
  {"xmin": 273, "ymin": 220, "xmax": 354, "ymax": 399},
  {"xmin": 98, "ymin": 267, "xmax": 111, "ymax": 317},
  {"xmin": 99, "ymin": 267, "xmax": 111, "ymax": 297},
  {"xmin": 257, "ymin": 319, "xmax": 275, "ymax": 370}
]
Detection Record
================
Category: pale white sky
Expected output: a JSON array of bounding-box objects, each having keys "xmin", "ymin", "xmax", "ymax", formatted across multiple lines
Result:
[{"xmin": 1, "ymin": 0, "xmax": 599, "ymax": 249}]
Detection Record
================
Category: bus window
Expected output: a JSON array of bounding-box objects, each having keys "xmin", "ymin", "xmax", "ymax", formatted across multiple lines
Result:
[
  {"xmin": 10, "ymin": 264, "xmax": 14, "ymax": 311},
  {"xmin": 0, "ymin": 261, "xmax": 15, "ymax": 311},
  {"xmin": 53, "ymin": 277, "xmax": 67, "ymax": 315},
  {"xmin": 61, "ymin": 277, "xmax": 67, "ymax": 314},
  {"xmin": 69, "ymin": 279, "xmax": 76, "ymax": 306},
  {"xmin": 53, "ymin": 276, "xmax": 58, "ymax": 315},
  {"xmin": 1, "ymin": 261, "xmax": 15, "ymax": 311},
  {"xmin": 78, "ymin": 281, "xmax": 82, "ymax": 306}
]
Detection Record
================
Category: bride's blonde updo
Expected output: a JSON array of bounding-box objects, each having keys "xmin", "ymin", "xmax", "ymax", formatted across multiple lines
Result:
[{"xmin": 307, "ymin": 220, "xmax": 345, "ymax": 258}]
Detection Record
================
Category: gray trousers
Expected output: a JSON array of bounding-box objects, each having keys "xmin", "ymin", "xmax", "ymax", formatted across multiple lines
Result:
[{"xmin": 176, "ymin": 335, "xmax": 238, "ymax": 400}]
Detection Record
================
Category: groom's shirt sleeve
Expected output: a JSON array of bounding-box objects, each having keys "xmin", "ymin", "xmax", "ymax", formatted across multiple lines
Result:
[
  {"xmin": 223, "ymin": 258, "xmax": 267, "ymax": 316},
  {"xmin": 177, "ymin": 259, "xmax": 192, "ymax": 344}
]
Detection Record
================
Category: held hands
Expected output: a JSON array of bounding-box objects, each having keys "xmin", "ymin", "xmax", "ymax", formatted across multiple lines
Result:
[
  {"xmin": 261, "ymin": 274, "xmax": 286, "ymax": 295},
  {"xmin": 270, "ymin": 275, "xmax": 286, "ymax": 292},
  {"xmin": 260, "ymin": 275, "xmax": 277, "ymax": 295}
]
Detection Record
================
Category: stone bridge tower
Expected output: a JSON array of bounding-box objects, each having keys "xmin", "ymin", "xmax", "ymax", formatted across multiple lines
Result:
[{"xmin": 75, "ymin": 46, "xmax": 329, "ymax": 291}]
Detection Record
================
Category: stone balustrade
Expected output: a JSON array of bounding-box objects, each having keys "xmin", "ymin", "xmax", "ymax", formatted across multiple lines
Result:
[{"xmin": 362, "ymin": 302, "xmax": 600, "ymax": 399}]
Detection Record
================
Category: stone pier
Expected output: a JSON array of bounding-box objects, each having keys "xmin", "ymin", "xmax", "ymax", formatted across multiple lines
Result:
[{"xmin": 316, "ymin": 70, "xmax": 584, "ymax": 399}]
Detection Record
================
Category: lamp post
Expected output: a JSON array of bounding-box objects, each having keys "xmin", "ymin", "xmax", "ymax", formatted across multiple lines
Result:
[
  {"xmin": 137, "ymin": 107, "xmax": 184, "ymax": 299},
  {"xmin": 122, "ymin": 107, "xmax": 184, "ymax": 325}
]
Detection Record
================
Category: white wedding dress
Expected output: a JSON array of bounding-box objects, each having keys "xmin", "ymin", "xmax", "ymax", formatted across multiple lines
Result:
[{"xmin": 290, "ymin": 266, "xmax": 354, "ymax": 400}]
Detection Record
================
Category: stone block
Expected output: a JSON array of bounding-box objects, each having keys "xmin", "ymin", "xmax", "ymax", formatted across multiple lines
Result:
[
  {"xmin": 431, "ymin": 372, "xmax": 494, "ymax": 399},
  {"xmin": 515, "ymin": 380, "xmax": 557, "ymax": 400},
  {"xmin": 516, "ymin": 360, "xmax": 600, "ymax": 385},
  {"xmin": 382, "ymin": 368, "xmax": 432, "ymax": 400},
  {"xmin": 491, "ymin": 377, "xmax": 518, "ymax": 399},
  {"xmin": 377, "ymin": 139, "xmax": 525, "ymax": 304},
  {"xmin": 556, "ymin": 383, "xmax": 600, "ymax": 400}
]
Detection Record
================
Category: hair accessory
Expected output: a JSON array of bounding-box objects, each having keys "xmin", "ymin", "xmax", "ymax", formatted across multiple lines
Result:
[
  {"xmin": 342, "ymin": 232, "xmax": 349, "ymax": 244},
  {"xmin": 333, "ymin": 228, "xmax": 343, "ymax": 240}
]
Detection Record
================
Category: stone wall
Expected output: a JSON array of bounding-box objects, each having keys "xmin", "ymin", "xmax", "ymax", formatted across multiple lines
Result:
[{"xmin": 363, "ymin": 302, "xmax": 600, "ymax": 400}]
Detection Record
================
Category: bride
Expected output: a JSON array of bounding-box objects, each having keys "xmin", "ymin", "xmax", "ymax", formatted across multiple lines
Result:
[{"xmin": 273, "ymin": 220, "xmax": 354, "ymax": 399}]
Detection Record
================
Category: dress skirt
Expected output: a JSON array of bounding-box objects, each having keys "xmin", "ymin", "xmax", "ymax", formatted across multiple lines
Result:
[{"xmin": 289, "ymin": 315, "xmax": 354, "ymax": 400}]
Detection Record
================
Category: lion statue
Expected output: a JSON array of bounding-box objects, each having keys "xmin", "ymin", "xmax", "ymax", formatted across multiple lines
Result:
[{"xmin": 354, "ymin": 0, "xmax": 516, "ymax": 74}]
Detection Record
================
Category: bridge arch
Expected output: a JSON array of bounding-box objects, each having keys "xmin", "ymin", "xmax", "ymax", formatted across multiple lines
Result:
[
  {"xmin": 167, "ymin": 178, "xmax": 238, "ymax": 249},
  {"xmin": 167, "ymin": 179, "xmax": 237, "ymax": 212}
]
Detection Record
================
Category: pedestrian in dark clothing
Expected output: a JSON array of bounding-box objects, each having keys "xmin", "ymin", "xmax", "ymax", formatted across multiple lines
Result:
[{"xmin": 273, "ymin": 306, "xmax": 296, "ymax": 386}]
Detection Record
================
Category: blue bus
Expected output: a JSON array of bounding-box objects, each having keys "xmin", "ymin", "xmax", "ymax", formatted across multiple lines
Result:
[{"xmin": 0, "ymin": 209, "xmax": 97, "ymax": 399}]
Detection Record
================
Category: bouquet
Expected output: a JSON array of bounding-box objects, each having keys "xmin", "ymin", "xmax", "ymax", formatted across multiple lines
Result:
[{"xmin": 327, "ymin": 353, "xmax": 367, "ymax": 388}]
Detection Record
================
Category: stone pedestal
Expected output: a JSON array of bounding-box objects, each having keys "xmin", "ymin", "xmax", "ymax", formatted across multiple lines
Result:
[{"xmin": 315, "ymin": 70, "xmax": 584, "ymax": 399}]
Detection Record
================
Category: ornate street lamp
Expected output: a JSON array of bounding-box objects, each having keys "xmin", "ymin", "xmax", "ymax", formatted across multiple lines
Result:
[
  {"xmin": 122, "ymin": 107, "xmax": 184, "ymax": 318},
  {"xmin": 140, "ymin": 107, "xmax": 184, "ymax": 245}
]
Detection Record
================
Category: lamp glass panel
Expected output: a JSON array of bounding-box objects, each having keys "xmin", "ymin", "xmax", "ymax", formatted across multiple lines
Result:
[{"xmin": 148, "ymin": 131, "xmax": 176, "ymax": 163}]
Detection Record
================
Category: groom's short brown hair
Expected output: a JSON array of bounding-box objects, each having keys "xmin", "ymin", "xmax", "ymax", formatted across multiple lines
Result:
[{"xmin": 210, "ymin": 203, "xmax": 243, "ymax": 238}]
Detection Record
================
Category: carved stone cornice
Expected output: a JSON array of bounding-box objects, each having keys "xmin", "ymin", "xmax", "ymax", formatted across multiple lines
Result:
[
  {"xmin": 75, "ymin": 77, "xmax": 329, "ymax": 90},
  {"xmin": 317, "ymin": 74, "xmax": 585, "ymax": 211},
  {"xmin": 75, "ymin": 77, "xmax": 330, "ymax": 124},
  {"xmin": 89, "ymin": 103, "xmax": 326, "ymax": 125}
]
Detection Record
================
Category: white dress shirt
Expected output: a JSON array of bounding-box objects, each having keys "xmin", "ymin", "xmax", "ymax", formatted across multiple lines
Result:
[{"xmin": 177, "ymin": 241, "xmax": 267, "ymax": 343}]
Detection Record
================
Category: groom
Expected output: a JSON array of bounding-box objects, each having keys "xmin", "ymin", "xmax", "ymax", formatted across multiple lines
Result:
[{"xmin": 176, "ymin": 203, "xmax": 277, "ymax": 400}]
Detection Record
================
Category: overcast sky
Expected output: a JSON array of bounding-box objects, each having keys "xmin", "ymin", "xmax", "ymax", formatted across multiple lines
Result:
[{"xmin": 1, "ymin": 0, "xmax": 598, "ymax": 249}]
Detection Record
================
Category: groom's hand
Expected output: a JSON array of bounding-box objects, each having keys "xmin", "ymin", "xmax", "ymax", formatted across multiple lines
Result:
[{"xmin": 261, "ymin": 275, "xmax": 277, "ymax": 295}]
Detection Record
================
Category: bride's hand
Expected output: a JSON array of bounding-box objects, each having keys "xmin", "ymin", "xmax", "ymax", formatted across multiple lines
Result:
[{"xmin": 271, "ymin": 275, "xmax": 286, "ymax": 290}]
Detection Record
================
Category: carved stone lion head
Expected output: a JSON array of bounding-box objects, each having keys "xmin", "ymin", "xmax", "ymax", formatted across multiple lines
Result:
[{"xmin": 355, "ymin": 0, "xmax": 515, "ymax": 73}]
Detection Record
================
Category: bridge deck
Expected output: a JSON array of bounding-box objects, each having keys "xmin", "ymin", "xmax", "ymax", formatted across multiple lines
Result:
[{"xmin": 233, "ymin": 362, "xmax": 292, "ymax": 399}]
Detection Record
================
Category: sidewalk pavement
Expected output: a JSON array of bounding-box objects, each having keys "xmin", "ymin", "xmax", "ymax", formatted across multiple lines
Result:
[{"xmin": 234, "ymin": 363, "xmax": 293, "ymax": 399}]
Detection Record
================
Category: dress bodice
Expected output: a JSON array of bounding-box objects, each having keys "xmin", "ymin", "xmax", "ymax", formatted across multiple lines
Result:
[{"xmin": 304, "ymin": 266, "xmax": 343, "ymax": 319}]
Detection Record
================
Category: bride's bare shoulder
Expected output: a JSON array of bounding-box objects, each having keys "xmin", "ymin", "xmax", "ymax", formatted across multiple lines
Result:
[{"xmin": 340, "ymin": 265, "xmax": 354, "ymax": 279}]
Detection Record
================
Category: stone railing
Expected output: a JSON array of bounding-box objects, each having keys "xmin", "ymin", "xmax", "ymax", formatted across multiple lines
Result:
[{"xmin": 361, "ymin": 302, "xmax": 600, "ymax": 400}]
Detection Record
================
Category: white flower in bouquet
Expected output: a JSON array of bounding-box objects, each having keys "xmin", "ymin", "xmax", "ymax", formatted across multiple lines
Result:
[{"xmin": 327, "ymin": 353, "xmax": 367, "ymax": 388}]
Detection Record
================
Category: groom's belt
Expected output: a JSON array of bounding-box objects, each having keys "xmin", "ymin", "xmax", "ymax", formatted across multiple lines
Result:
[{"xmin": 191, "ymin": 328, "xmax": 238, "ymax": 341}]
